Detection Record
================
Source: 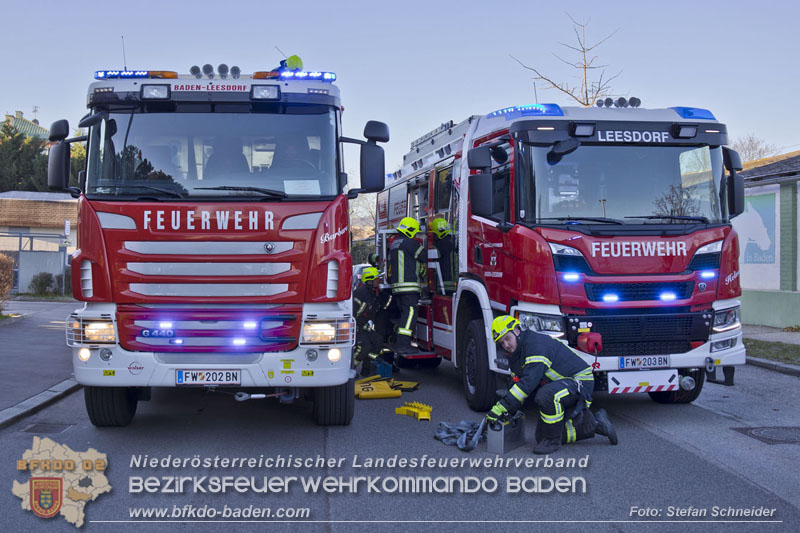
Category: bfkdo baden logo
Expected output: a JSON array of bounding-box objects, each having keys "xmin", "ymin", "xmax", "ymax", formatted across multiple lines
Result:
[{"xmin": 12, "ymin": 437, "xmax": 111, "ymax": 528}]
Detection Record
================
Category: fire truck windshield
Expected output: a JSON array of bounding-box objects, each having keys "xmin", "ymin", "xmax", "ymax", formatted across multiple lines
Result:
[
  {"xmin": 517, "ymin": 143, "xmax": 726, "ymax": 224},
  {"xmin": 84, "ymin": 107, "xmax": 338, "ymax": 199}
]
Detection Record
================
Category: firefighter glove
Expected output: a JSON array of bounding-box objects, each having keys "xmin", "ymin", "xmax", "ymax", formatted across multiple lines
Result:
[{"xmin": 486, "ymin": 402, "xmax": 509, "ymax": 424}]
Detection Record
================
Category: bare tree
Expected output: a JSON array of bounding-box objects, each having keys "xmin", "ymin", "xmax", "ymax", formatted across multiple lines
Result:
[
  {"xmin": 652, "ymin": 185, "xmax": 701, "ymax": 217},
  {"xmin": 349, "ymin": 192, "xmax": 377, "ymax": 240},
  {"xmin": 511, "ymin": 14, "xmax": 620, "ymax": 107},
  {"xmin": 730, "ymin": 134, "xmax": 779, "ymax": 163}
]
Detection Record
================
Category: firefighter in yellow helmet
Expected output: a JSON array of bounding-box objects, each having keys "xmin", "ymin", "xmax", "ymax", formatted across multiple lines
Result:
[
  {"xmin": 430, "ymin": 217, "xmax": 456, "ymax": 294},
  {"xmin": 353, "ymin": 267, "xmax": 381, "ymax": 376},
  {"xmin": 488, "ymin": 315, "xmax": 618, "ymax": 454},
  {"xmin": 388, "ymin": 217, "xmax": 425, "ymax": 354}
]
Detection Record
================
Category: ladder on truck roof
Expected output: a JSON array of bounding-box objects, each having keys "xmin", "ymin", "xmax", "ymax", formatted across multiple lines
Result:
[{"xmin": 399, "ymin": 116, "xmax": 477, "ymax": 175}]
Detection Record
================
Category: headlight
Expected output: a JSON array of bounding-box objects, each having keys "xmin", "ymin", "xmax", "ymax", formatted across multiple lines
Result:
[
  {"xmin": 517, "ymin": 312, "xmax": 564, "ymax": 337},
  {"xmin": 548, "ymin": 243, "xmax": 583, "ymax": 256},
  {"xmin": 713, "ymin": 306, "xmax": 740, "ymax": 333},
  {"xmin": 84, "ymin": 321, "xmax": 116, "ymax": 343},
  {"xmin": 301, "ymin": 320, "xmax": 354, "ymax": 344},
  {"xmin": 695, "ymin": 240, "xmax": 723, "ymax": 254}
]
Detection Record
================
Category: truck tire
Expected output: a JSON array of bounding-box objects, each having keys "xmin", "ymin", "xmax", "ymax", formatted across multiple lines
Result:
[
  {"xmin": 313, "ymin": 378, "xmax": 355, "ymax": 426},
  {"xmin": 461, "ymin": 319, "xmax": 496, "ymax": 411},
  {"xmin": 648, "ymin": 369, "xmax": 705, "ymax": 404},
  {"xmin": 84, "ymin": 386, "xmax": 138, "ymax": 427}
]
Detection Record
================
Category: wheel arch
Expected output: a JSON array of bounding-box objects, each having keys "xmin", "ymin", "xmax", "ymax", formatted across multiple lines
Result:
[{"xmin": 453, "ymin": 278, "xmax": 496, "ymax": 369}]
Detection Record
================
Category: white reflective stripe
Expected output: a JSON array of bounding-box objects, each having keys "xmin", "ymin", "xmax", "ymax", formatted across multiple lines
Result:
[
  {"xmin": 97, "ymin": 212, "xmax": 137, "ymax": 229},
  {"xmin": 509, "ymin": 384, "xmax": 528, "ymax": 402},
  {"xmin": 124, "ymin": 241, "xmax": 293, "ymax": 255},
  {"xmin": 433, "ymin": 321, "xmax": 453, "ymax": 332},
  {"xmin": 136, "ymin": 337, "xmax": 266, "ymax": 346},
  {"xmin": 281, "ymin": 212, "xmax": 322, "ymax": 230},
  {"xmin": 433, "ymin": 327, "xmax": 453, "ymax": 349},
  {"xmin": 129, "ymin": 283, "xmax": 288, "ymax": 297},
  {"xmin": 126, "ymin": 262, "xmax": 290, "ymax": 276}
]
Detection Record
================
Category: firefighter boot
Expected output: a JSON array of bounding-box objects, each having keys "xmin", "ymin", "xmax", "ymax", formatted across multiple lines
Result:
[
  {"xmin": 533, "ymin": 421, "xmax": 563, "ymax": 455},
  {"xmin": 593, "ymin": 408, "xmax": 618, "ymax": 445}
]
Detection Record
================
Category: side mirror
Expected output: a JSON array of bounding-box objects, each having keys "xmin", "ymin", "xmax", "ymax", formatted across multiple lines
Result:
[
  {"xmin": 48, "ymin": 142, "xmax": 71, "ymax": 190},
  {"xmin": 547, "ymin": 138, "xmax": 581, "ymax": 164},
  {"xmin": 722, "ymin": 147, "xmax": 745, "ymax": 218},
  {"xmin": 48, "ymin": 119, "xmax": 70, "ymax": 142},
  {"xmin": 468, "ymin": 173, "xmax": 493, "ymax": 217},
  {"xmin": 360, "ymin": 143, "xmax": 385, "ymax": 193},
  {"xmin": 364, "ymin": 121, "xmax": 390, "ymax": 143},
  {"xmin": 467, "ymin": 146, "xmax": 491, "ymax": 170}
]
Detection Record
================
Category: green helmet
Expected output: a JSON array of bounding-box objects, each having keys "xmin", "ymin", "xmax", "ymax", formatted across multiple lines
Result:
[
  {"xmin": 430, "ymin": 218, "xmax": 451, "ymax": 239},
  {"xmin": 397, "ymin": 217, "xmax": 420, "ymax": 239},
  {"xmin": 491, "ymin": 315, "xmax": 520, "ymax": 343},
  {"xmin": 361, "ymin": 266, "xmax": 380, "ymax": 282}
]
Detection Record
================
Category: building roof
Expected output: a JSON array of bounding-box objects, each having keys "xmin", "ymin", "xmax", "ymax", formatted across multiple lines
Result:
[
  {"xmin": 0, "ymin": 191, "xmax": 76, "ymax": 202},
  {"xmin": 740, "ymin": 150, "xmax": 800, "ymax": 185},
  {"xmin": 4, "ymin": 111, "xmax": 49, "ymax": 141}
]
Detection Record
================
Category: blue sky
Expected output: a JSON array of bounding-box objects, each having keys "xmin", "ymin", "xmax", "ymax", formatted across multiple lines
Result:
[{"xmin": 3, "ymin": 0, "xmax": 798, "ymax": 183}]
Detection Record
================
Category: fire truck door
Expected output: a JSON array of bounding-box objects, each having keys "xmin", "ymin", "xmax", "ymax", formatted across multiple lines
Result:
[{"xmin": 430, "ymin": 163, "xmax": 456, "ymax": 357}]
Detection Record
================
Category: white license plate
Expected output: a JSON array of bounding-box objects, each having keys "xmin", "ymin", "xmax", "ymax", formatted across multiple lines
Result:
[
  {"xmin": 176, "ymin": 369, "xmax": 240, "ymax": 385},
  {"xmin": 618, "ymin": 355, "xmax": 670, "ymax": 369}
]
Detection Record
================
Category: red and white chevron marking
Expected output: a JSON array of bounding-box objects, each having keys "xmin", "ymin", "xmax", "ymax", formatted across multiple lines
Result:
[{"xmin": 610, "ymin": 384, "xmax": 679, "ymax": 394}]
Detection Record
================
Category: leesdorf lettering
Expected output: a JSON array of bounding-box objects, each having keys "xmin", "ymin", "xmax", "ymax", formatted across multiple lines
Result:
[
  {"xmin": 591, "ymin": 241, "xmax": 687, "ymax": 257},
  {"xmin": 143, "ymin": 210, "xmax": 274, "ymax": 231},
  {"xmin": 596, "ymin": 130, "xmax": 671, "ymax": 143}
]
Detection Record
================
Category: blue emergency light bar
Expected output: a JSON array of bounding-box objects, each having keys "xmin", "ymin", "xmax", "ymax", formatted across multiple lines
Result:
[
  {"xmin": 487, "ymin": 103, "xmax": 564, "ymax": 119},
  {"xmin": 670, "ymin": 107, "xmax": 716, "ymax": 120},
  {"xmin": 280, "ymin": 71, "xmax": 336, "ymax": 82},
  {"xmin": 95, "ymin": 70, "xmax": 149, "ymax": 79}
]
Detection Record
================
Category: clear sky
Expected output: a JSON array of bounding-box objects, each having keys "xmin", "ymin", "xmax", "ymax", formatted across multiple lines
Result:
[{"xmin": 3, "ymin": 0, "xmax": 798, "ymax": 186}]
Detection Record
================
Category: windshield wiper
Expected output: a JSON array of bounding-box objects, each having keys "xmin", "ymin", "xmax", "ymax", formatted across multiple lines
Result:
[
  {"xmin": 195, "ymin": 186, "xmax": 288, "ymax": 198},
  {"xmin": 625, "ymin": 215, "xmax": 710, "ymax": 223},
  {"xmin": 109, "ymin": 184, "xmax": 185, "ymax": 198},
  {"xmin": 536, "ymin": 216, "xmax": 624, "ymax": 225}
]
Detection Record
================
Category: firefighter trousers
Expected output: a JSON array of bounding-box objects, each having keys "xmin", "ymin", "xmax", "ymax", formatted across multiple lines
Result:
[
  {"xmin": 534, "ymin": 378, "xmax": 595, "ymax": 443},
  {"xmin": 353, "ymin": 328, "xmax": 381, "ymax": 366},
  {"xmin": 394, "ymin": 292, "xmax": 419, "ymax": 348}
]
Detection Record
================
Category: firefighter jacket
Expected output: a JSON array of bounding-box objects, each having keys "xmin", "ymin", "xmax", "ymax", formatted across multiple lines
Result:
[
  {"xmin": 499, "ymin": 330, "xmax": 594, "ymax": 412},
  {"xmin": 434, "ymin": 234, "xmax": 457, "ymax": 291},
  {"xmin": 353, "ymin": 282, "xmax": 379, "ymax": 330},
  {"xmin": 388, "ymin": 234, "xmax": 425, "ymax": 294}
]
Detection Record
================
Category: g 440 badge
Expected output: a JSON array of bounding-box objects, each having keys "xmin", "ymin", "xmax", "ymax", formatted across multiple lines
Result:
[{"xmin": 141, "ymin": 329, "xmax": 174, "ymax": 337}]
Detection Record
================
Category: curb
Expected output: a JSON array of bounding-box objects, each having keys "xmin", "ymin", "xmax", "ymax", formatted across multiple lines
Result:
[
  {"xmin": 746, "ymin": 356, "xmax": 800, "ymax": 378},
  {"xmin": 0, "ymin": 379, "xmax": 81, "ymax": 429},
  {"xmin": 0, "ymin": 314, "xmax": 26, "ymax": 327}
]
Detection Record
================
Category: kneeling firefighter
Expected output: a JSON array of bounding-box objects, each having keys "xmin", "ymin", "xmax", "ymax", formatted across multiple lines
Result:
[
  {"xmin": 388, "ymin": 216, "xmax": 425, "ymax": 354},
  {"xmin": 353, "ymin": 267, "xmax": 382, "ymax": 376},
  {"xmin": 487, "ymin": 315, "xmax": 618, "ymax": 454}
]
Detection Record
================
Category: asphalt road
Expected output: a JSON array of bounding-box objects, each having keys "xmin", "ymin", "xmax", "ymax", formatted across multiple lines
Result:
[{"xmin": 2, "ymin": 358, "xmax": 799, "ymax": 532}]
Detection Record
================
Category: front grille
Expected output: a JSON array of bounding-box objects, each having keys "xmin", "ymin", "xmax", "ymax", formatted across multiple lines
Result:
[
  {"xmin": 688, "ymin": 252, "xmax": 721, "ymax": 271},
  {"xmin": 566, "ymin": 311, "xmax": 712, "ymax": 356},
  {"xmin": 585, "ymin": 281, "xmax": 694, "ymax": 301}
]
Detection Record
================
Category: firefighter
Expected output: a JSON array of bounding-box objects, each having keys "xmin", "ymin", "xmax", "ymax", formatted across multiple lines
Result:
[
  {"xmin": 388, "ymin": 216, "xmax": 425, "ymax": 354},
  {"xmin": 353, "ymin": 267, "xmax": 382, "ymax": 376},
  {"xmin": 430, "ymin": 217, "xmax": 457, "ymax": 294},
  {"xmin": 487, "ymin": 315, "xmax": 618, "ymax": 454}
]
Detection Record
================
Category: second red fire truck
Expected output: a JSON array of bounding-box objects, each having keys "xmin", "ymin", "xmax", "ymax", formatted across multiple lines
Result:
[{"xmin": 377, "ymin": 100, "xmax": 746, "ymax": 410}]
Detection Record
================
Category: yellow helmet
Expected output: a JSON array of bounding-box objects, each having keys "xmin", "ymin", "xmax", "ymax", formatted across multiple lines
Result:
[
  {"xmin": 285, "ymin": 55, "xmax": 303, "ymax": 71},
  {"xmin": 397, "ymin": 217, "xmax": 420, "ymax": 239},
  {"xmin": 491, "ymin": 315, "xmax": 520, "ymax": 343},
  {"xmin": 361, "ymin": 266, "xmax": 380, "ymax": 282},
  {"xmin": 430, "ymin": 218, "xmax": 451, "ymax": 239}
]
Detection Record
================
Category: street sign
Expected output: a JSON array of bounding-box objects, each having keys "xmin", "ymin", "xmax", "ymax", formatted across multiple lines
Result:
[{"xmin": 64, "ymin": 220, "xmax": 71, "ymax": 237}]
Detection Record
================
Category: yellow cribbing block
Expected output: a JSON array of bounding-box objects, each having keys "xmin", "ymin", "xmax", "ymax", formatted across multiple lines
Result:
[
  {"xmin": 389, "ymin": 380, "xmax": 419, "ymax": 391},
  {"xmin": 355, "ymin": 374, "xmax": 382, "ymax": 385},
  {"xmin": 355, "ymin": 380, "xmax": 402, "ymax": 399},
  {"xmin": 394, "ymin": 401, "xmax": 433, "ymax": 421}
]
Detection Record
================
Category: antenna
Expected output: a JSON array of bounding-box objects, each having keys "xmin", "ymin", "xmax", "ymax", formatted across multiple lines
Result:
[
  {"xmin": 533, "ymin": 81, "xmax": 539, "ymax": 104},
  {"xmin": 32, "ymin": 106, "xmax": 39, "ymax": 120},
  {"xmin": 274, "ymin": 46, "xmax": 288, "ymax": 58},
  {"xmin": 121, "ymin": 35, "xmax": 127, "ymax": 70}
]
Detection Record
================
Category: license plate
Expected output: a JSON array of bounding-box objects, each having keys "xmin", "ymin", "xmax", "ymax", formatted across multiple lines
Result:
[
  {"xmin": 176, "ymin": 369, "xmax": 240, "ymax": 385},
  {"xmin": 618, "ymin": 355, "xmax": 670, "ymax": 369}
]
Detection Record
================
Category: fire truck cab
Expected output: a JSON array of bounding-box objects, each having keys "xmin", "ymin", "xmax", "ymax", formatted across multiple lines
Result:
[
  {"xmin": 377, "ymin": 101, "xmax": 746, "ymax": 411},
  {"xmin": 47, "ymin": 63, "xmax": 389, "ymax": 426}
]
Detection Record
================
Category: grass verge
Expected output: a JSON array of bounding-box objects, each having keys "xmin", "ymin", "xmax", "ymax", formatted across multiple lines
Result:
[{"xmin": 743, "ymin": 339, "xmax": 800, "ymax": 366}]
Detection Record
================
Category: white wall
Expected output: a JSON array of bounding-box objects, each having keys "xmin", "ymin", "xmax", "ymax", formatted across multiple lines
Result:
[{"xmin": 733, "ymin": 184, "xmax": 780, "ymax": 290}]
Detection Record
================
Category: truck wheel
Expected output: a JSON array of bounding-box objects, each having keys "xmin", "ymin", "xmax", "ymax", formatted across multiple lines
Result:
[
  {"xmin": 648, "ymin": 369, "xmax": 705, "ymax": 404},
  {"xmin": 461, "ymin": 319, "xmax": 496, "ymax": 411},
  {"xmin": 84, "ymin": 386, "xmax": 138, "ymax": 427},
  {"xmin": 313, "ymin": 378, "xmax": 355, "ymax": 426}
]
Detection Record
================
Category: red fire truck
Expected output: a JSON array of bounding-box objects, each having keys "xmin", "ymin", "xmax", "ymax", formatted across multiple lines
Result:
[
  {"xmin": 377, "ymin": 100, "xmax": 746, "ymax": 410},
  {"xmin": 47, "ymin": 62, "xmax": 388, "ymax": 426}
]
